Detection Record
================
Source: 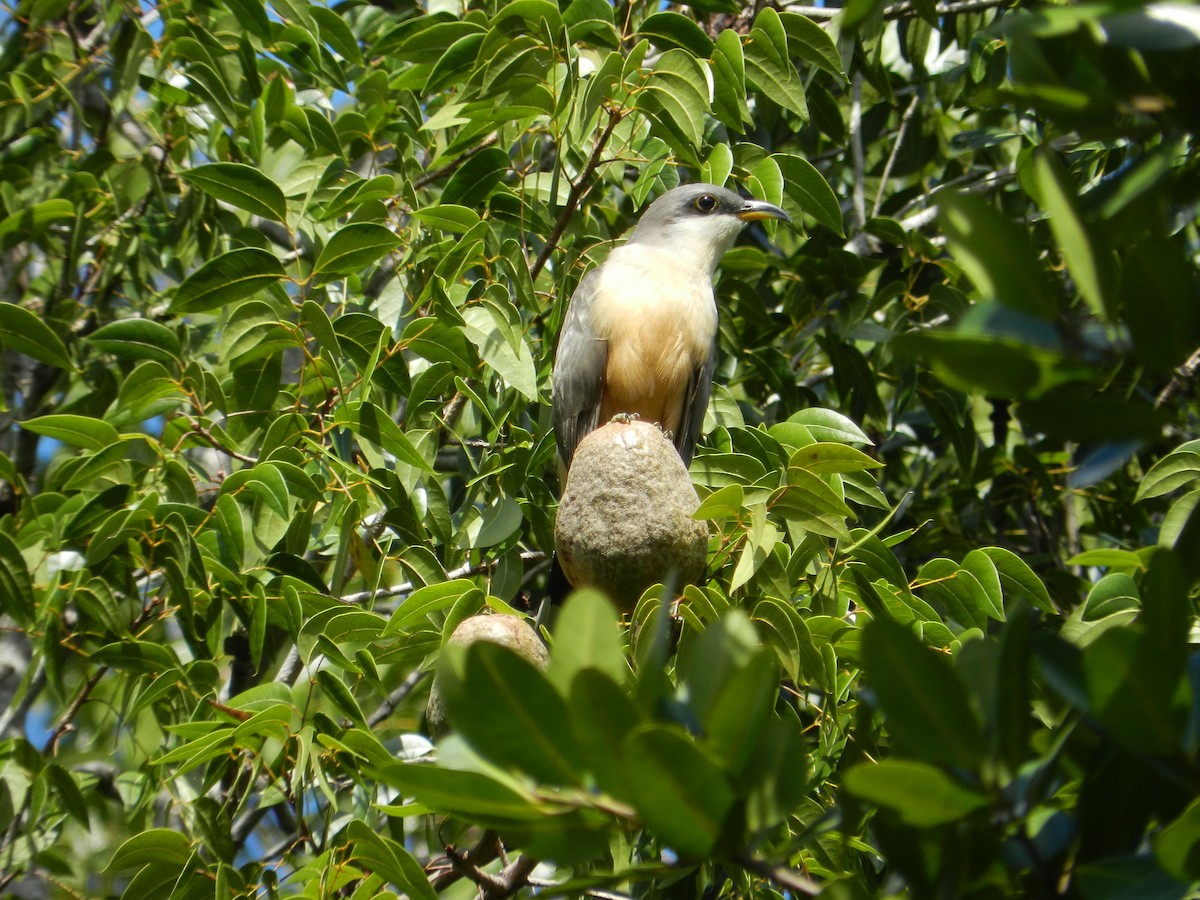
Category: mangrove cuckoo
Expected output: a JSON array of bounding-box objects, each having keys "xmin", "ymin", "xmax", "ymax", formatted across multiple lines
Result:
[{"xmin": 552, "ymin": 183, "xmax": 790, "ymax": 469}]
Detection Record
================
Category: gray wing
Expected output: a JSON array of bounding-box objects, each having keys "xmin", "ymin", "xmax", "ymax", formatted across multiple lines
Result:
[
  {"xmin": 674, "ymin": 337, "xmax": 716, "ymax": 466},
  {"xmin": 552, "ymin": 269, "xmax": 607, "ymax": 469}
]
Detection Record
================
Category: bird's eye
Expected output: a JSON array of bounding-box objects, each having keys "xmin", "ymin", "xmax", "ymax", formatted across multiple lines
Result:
[{"xmin": 693, "ymin": 194, "xmax": 718, "ymax": 213}]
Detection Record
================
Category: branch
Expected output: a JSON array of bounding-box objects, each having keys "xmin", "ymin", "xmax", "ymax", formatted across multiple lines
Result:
[
  {"xmin": 0, "ymin": 657, "xmax": 43, "ymax": 739},
  {"xmin": 531, "ymin": 106, "xmax": 624, "ymax": 281},
  {"xmin": 848, "ymin": 75, "xmax": 867, "ymax": 234},
  {"xmin": 883, "ymin": 0, "xmax": 1014, "ymax": 18},
  {"xmin": 781, "ymin": 0, "xmax": 1013, "ymax": 19},
  {"xmin": 367, "ymin": 667, "xmax": 427, "ymax": 728},
  {"xmin": 180, "ymin": 416, "xmax": 258, "ymax": 465},
  {"xmin": 737, "ymin": 853, "xmax": 822, "ymax": 897},
  {"xmin": 872, "ymin": 93, "xmax": 921, "ymax": 219},
  {"xmin": 428, "ymin": 831, "xmax": 501, "ymax": 892},
  {"xmin": 338, "ymin": 551, "xmax": 547, "ymax": 606},
  {"xmin": 435, "ymin": 836, "xmax": 538, "ymax": 899},
  {"xmin": 42, "ymin": 666, "xmax": 107, "ymax": 755},
  {"xmin": 1155, "ymin": 345, "xmax": 1200, "ymax": 409},
  {"xmin": 413, "ymin": 133, "xmax": 501, "ymax": 190},
  {"xmin": 845, "ymin": 165, "xmax": 1017, "ymax": 256}
]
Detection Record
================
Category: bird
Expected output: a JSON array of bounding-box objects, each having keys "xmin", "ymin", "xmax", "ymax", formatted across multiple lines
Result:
[{"xmin": 552, "ymin": 182, "xmax": 791, "ymax": 470}]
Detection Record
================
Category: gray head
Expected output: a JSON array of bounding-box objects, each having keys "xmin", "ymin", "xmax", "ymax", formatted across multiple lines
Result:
[{"xmin": 626, "ymin": 183, "xmax": 790, "ymax": 270}]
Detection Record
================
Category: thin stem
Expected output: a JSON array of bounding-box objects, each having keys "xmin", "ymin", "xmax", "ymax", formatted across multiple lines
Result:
[
  {"xmin": 531, "ymin": 106, "xmax": 624, "ymax": 282},
  {"xmin": 737, "ymin": 853, "xmax": 822, "ymax": 897},
  {"xmin": 413, "ymin": 133, "xmax": 501, "ymax": 190},
  {"xmin": 872, "ymin": 93, "xmax": 921, "ymax": 218},
  {"xmin": 849, "ymin": 75, "xmax": 867, "ymax": 233}
]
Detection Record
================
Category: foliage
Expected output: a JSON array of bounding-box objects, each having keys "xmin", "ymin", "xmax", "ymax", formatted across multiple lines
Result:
[{"xmin": 0, "ymin": 0, "xmax": 1198, "ymax": 895}]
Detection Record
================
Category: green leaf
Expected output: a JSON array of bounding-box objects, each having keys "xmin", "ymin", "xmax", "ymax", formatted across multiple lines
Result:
[
  {"xmin": 0, "ymin": 198, "xmax": 74, "ymax": 250},
  {"xmin": 440, "ymin": 147, "xmax": 511, "ymax": 208},
  {"xmin": 774, "ymin": 153, "xmax": 844, "ymax": 235},
  {"xmin": 861, "ymin": 616, "xmax": 985, "ymax": 768},
  {"xmin": 784, "ymin": 407, "xmax": 871, "ymax": 444},
  {"xmin": 1086, "ymin": 548, "xmax": 1189, "ymax": 754},
  {"xmin": 219, "ymin": 462, "xmax": 292, "ymax": 519},
  {"xmin": 547, "ymin": 590, "xmax": 628, "ymax": 692},
  {"xmin": 778, "ymin": 12, "xmax": 845, "ymax": 80},
  {"xmin": 979, "ymin": 547, "xmax": 1056, "ymax": 619},
  {"xmin": 441, "ymin": 642, "xmax": 585, "ymax": 785},
  {"xmin": 43, "ymin": 763, "xmax": 90, "ymax": 827},
  {"xmin": 711, "ymin": 28, "xmax": 751, "ymax": 131},
  {"xmin": 789, "ymin": 442, "xmax": 883, "ymax": 473},
  {"xmin": 89, "ymin": 639, "xmax": 179, "ymax": 674},
  {"xmin": 461, "ymin": 300, "xmax": 538, "ymax": 400},
  {"xmin": 752, "ymin": 596, "xmax": 824, "ymax": 687},
  {"xmin": 344, "ymin": 822, "xmax": 436, "ymax": 900},
  {"xmin": 312, "ymin": 223, "xmax": 402, "ymax": 282},
  {"xmin": 22, "ymin": 414, "xmax": 120, "ymax": 449},
  {"xmin": 639, "ymin": 49, "xmax": 711, "ymax": 151},
  {"xmin": 776, "ymin": 468, "xmax": 854, "ymax": 536},
  {"xmin": 621, "ymin": 724, "xmax": 735, "ymax": 857},
  {"xmin": 915, "ymin": 557, "xmax": 997, "ymax": 630},
  {"xmin": 181, "ymin": 163, "xmax": 288, "ymax": 223},
  {"xmin": 311, "ymin": 5, "xmax": 363, "ymax": 65},
  {"xmin": 375, "ymin": 761, "xmax": 546, "ymax": 822},
  {"xmin": 410, "ymin": 204, "xmax": 482, "ymax": 234},
  {"xmin": 1120, "ymin": 236, "xmax": 1199, "ymax": 376},
  {"xmin": 333, "ymin": 401, "xmax": 433, "ymax": 474},
  {"xmin": 0, "ymin": 530, "xmax": 35, "ymax": 627},
  {"xmin": 843, "ymin": 760, "xmax": 987, "ymax": 826},
  {"xmin": 893, "ymin": 331, "xmax": 1086, "ymax": 399},
  {"xmin": 745, "ymin": 7, "xmax": 808, "ymax": 119},
  {"xmin": 491, "ymin": 0, "xmax": 563, "ymax": 34},
  {"xmin": 105, "ymin": 828, "xmax": 194, "ymax": 872},
  {"xmin": 384, "ymin": 580, "xmax": 478, "ymax": 635},
  {"xmin": 1136, "ymin": 440, "xmax": 1200, "ymax": 502},
  {"xmin": 693, "ymin": 483, "xmax": 745, "ymax": 521},
  {"xmin": 1155, "ymin": 795, "xmax": 1200, "ymax": 881},
  {"xmin": 1074, "ymin": 855, "xmax": 1191, "ymax": 900},
  {"xmin": 568, "ymin": 667, "xmax": 642, "ymax": 799},
  {"xmin": 637, "ymin": 12, "xmax": 714, "ymax": 56},
  {"xmin": 0, "ymin": 303, "xmax": 74, "ymax": 369},
  {"xmin": 1033, "ymin": 149, "xmax": 1113, "ymax": 320},
  {"xmin": 939, "ymin": 192, "xmax": 1057, "ymax": 319},
  {"xmin": 86, "ymin": 319, "xmax": 181, "ymax": 366},
  {"xmin": 171, "ymin": 248, "xmax": 286, "ymax": 314},
  {"xmin": 702, "ymin": 648, "xmax": 779, "ymax": 773}
]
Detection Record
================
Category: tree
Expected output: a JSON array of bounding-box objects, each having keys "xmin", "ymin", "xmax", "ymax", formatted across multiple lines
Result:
[{"xmin": 0, "ymin": 0, "xmax": 1198, "ymax": 894}]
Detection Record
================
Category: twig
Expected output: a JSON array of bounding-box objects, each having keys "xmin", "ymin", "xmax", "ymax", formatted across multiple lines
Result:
[
  {"xmin": 441, "ymin": 392, "xmax": 468, "ymax": 432},
  {"xmin": 531, "ymin": 106, "xmax": 624, "ymax": 281},
  {"xmin": 849, "ymin": 75, "xmax": 866, "ymax": 233},
  {"xmin": 413, "ymin": 133, "xmax": 501, "ymax": 190},
  {"xmin": 275, "ymin": 647, "xmax": 303, "ymax": 685},
  {"xmin": 338, "ymin": 551, "xmax": 547, "ymax": 606},
  {"xmin": 883, "ymin": 0, "xmax": 1013, "ymax": 18},
  {"xmin": 0, "ymin": 658, "xmax": 44, "ymax": 738},
  {"xmin": 737, "ymin": 853, "xmax": 822, "ymax": 896},
  {"xmin": 1155, "ymin": 345, "xmax": 1200, "ymax": 409},
  {"xmin": 429, "ymin": 831, "xmax": 502, "ymax": 891},
  {"xmin": 872, "ymin": 93, "xmax": 921, "ymax": 218},
  {"xmin": 438, "ymin": 840, "xmax": 538, "ymax": 899},
  {"xmin": 781, "ymin": 0, "xmax": 1013, "ymax": 19},
  {"xmin": 43, "ymin": 666, "xmax": 107, "ymax": 755},
  {"xmin": 481, "ymin": 854, "xmax": 541, "ymax": 899},
  {"xmin": 526, "ymin": 878, "xmax": 634, "ymax": 900},
  {"xmin": 182, "ymin": 416, "xmax": 258, "ymax": 465},
  {"xmin": 367, "ymin": 667, "xmax": 428, "ymax": 727}
]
